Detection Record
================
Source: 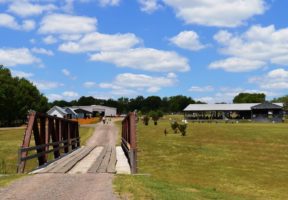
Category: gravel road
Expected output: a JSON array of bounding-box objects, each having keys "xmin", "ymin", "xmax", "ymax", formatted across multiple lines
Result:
[{"xmin": 0, "ymin": 122, "xmax": 119, "ymax": 200}]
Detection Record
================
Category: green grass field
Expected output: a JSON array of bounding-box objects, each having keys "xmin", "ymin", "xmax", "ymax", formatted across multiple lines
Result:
[
  {"xmin": 0, "ymin": 125, "xmax": 95, "ymax": 187},
  {"xmin": 114, "ymin": 116, "xmax": 288, "ymax": 200}
]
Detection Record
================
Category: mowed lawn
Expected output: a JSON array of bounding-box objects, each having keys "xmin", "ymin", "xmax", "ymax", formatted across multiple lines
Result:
[
  {"xmin": 115, "ymin": 116, "xmax": 288, "ymax": 200},
  {"xmin": 0, "ymin": 126, "xmax": 95, "ymax": 175}
]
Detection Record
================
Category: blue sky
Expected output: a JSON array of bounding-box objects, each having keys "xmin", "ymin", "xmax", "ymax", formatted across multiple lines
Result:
[{"xmin": 1, "ymin": 0, "xmax": 288, "ymax": 103}]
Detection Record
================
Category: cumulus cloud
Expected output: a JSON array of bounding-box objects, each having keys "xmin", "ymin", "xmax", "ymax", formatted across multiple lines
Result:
[
  {"xmin": 138, "ymin": 0, "xmax": 161, "ymax": 13},
  {"xmin": 61, "ymin": 68, "xmax": 76, "ymax": 80},
  {"xmin": 99, "ymin": 73, "xmax": 177, "ymax": 94},
  {"xmin": 90, "ymin": 48, "xmax": 190, "ymax": 72},
  {"xmin": 0, "ymin": 13, "xmax": 35, "ymax": 31},
  {"xmin": 98, "ymin": 0, "xmax": 120, "ymax": 7},
  {"xmin": 196, "ymin": 87, "xmax": 275, "ymax": 103},
  {"xmin": 33, "ymin": 80, "xmax": 64, "ymax": 90},
  {"xmin": 189, "ymin": 86, "xmax": 214, "ymax": 92},
  {"xmin": 11, "ymin": 70, "xmax": 34, "ymax": 78},
  {"xmin": 8, "ymin": 1, "xmax": 57, "ymax": 17},
  {"xmin": 59, "ymin": 32, "xmax": 141, "ymax": 53},
  {"xmin": 39, "ymin": 14, "xmax": 97, "ymax": 35},
  {"xmin": 31, "ymin": 47, "xmax": 54, "ymax": 56},
  {"xmin": 43, "ymin": 35, "xmax": 58, "ymax": 44},
  {"xmin": 162, "ymin": 0, "xmax": 266, "ymax": 27},
  {"xmin": 170, "ymin": 31, "xmax": 206, "ymax": 51},
  {"xmin": 63, "ymin": 91, "xmax": 79, "ymax": 98},
  {"xmin": 249, "ymin": 68, "xmax": 288, "ymax": 90},
  {"xmin": 211, "ymin": 25, "xmax": 288, "ymax": 72},
  {"xmin": 0, "ymin": 48, "xmax": 40, "ymax": 67},
  {"xmin": 209, "ymin": 57, "xmax": 266, "ymax": 72},
  {"xmin": 83, "ymin": 81, "xmax": 98, "ymax": 88}
]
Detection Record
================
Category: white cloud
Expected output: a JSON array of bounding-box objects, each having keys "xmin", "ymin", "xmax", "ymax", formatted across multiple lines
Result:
[
  {"xmin": 90, "ymin": 48, "xmax": 190, "ymax": 72},
  {"xmin": 59, "ymin": 32, "xmax": 141, "ymax": 53},
  {"xmin": 62, "ymin": 0, "xmax": 74, "ymax": 13},
  {"xmin": 189, "ymin": 86, "xmax": 214, "ymax": 92},
  {"xmin": 47, "ymin": 93, "xmax": 63, "ymax": 102},
  {"xmin": 99, "ymin": 73, "xmax": 177, "ymax": 94},
  {"xmin": 63, "ymin": 91, "xmax": 79, "ymax": 98},
  {"xmin": 197, "ymin": 87, "xmax": 275, "ymax": 103},
  {"xmin": 61, "ymin": 68, "xmax": 76, "ymax": 80},
  {"xmin": 212, "ymin": 25, "xmax": 288, "ymax": 72},
  {"xmin": 8, "ymin": 1, "xmax": 57, "ymax": 17},
  {"xmin": 138, "ymin": 0, "xmax": 161, "ymax": 13},
  {"xmin": 0, "ymin": 13, "xmax": 20, "ymax": 29},
  {"xmin": 83, "ymin": 81, "xmax": 98, "ymax": 88},
  {"xmin": 99, "ymin": 0, "xmax": 120, "ymax": 7},
  {"xmin": 249, "ymin": 68, "xmax": 288, "ymax": 90},
  {"xmin": 31, "ymin": 47, "xmax": 54, "ymax": 56},
  {"xmin": 209, "ymin": 57, "xmax": 266, "ymax": 72},
  {"xmin": 0, "ymin": 13, "xmax": 36, "ymax": 31},
  {"xmin": 11, "ymin": 70, "xmax": 34, "ymax": 78},
  {"xmin": 33, "ymin": 80, "xmax": 64, "ymax": 90},
  {"xmin": 22, "ymin": 20, "xmax": 36, "ymax": 31},
  {"xmin": 170, "ymin": 31, "xmax": 206, "ymax": 51},
  {"xmin": 43, "ymin": 35, "xmax": 58, "ymax": 44},
  {"xmin": 162, "ymin": 0, "xmax": 266, "ymax": 27},
  {"xmin": 39, "ymin": 14, "xmax": 97, "ymax": 35},
  {"xmin": 0, "ymin": 48, "xmax": 40, "ymax": 67}
]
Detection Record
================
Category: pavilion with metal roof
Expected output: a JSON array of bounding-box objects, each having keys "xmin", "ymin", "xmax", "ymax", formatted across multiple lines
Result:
[{"xmin": 184, "ymin": 102, "xmax": 284, "ymax": 122}]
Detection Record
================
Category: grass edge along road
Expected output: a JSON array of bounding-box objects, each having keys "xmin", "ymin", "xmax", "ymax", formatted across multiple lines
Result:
[
  {"xmin": 0, "ymin": 126, "xmax": 95, "ymax": 187},
  {"xmin": 114, "ymin": 115, "xmax": 288, "ymax": 200}
]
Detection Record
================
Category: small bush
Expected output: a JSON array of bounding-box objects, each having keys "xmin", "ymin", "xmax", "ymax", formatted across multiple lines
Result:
[
  {"xmin": 143, "ymin": 115, "xmax": 150, "ymax": 126},
  {"xmin": 171, "ymin": 121, "xmax": 179, "ymax": 133},
  {"xmin": 149, "ymin": 111, "xmax": 160, "ymax": 125},
  {"xmin": 178, "ymin": 124, "xmax": 187, "ymax": 136}
]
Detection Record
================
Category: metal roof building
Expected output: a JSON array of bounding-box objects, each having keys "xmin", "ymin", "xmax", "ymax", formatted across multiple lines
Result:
[{"xmin": 184, "ymin": 102, "xmax": 284, "ymax": 123}]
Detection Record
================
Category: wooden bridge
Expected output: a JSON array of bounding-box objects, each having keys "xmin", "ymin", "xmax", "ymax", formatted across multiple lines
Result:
[{"xmin": 17, "ymin": 111, "xmax": 137, "ymax": 175}]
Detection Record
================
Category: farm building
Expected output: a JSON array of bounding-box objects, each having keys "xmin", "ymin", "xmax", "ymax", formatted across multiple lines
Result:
[
  {"xmin": 184, "ymin": 102, "xmax": 284, "ymax": 122},
  {"xmin": 47, "ymin": 105, "xmax": 117, "ymax": 119}
]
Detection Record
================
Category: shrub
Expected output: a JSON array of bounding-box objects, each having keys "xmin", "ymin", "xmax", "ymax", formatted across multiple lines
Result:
[
  {"xmin": 171, "ymin": 121, "xmax": 179, "ymax": 133},
  {"xmin": 178, "ymin": 124, "xmax": 187, "ymax": 136},
  {"xmin": 143, "ymin": 115, "xmax": 150, "ymax": 126},
  {"xmin": 149, "ymin": 111, "xmax": 160, "ymax": 125}
]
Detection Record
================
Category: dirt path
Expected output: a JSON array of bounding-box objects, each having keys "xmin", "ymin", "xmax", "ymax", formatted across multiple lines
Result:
[{"xmin": 0, "ymin": 122, "xmax": 119, "ymax": 200}]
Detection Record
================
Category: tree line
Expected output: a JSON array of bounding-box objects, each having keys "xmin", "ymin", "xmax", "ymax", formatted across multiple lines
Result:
[
  {"xmin": 1, "ymin": 66, "xmax": 287, "ymax": 127},
  {"xmin": 50, "ymin": 95, "xmax": 204, "ymax": 115},
  {"xmin": 0, "ymin": 66, "xmax": 49, "ymax": 127}
]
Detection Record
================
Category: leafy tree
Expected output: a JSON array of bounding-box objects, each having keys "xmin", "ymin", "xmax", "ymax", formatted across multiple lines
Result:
[
  {"xmin": 0, "ymin": 66, "xmax": 48, "ymax": 127},
  {"xmin": 149, "ymin": 111, "xmax": 160, "ymax": 125},
  {"xmin": 178, "ymin": 124, "xmax": 187, "ymax": 136},
  {"xmin": 143, "ymin": 96, "xmax": 162, "ymax": 112},
  {"xmin": 233, "ymin": 93, "xmax": 266, "ymax": 103},
  {"xmin": 143, "ymin": 115, "xmax": 150, "ymax": 126},
  {"xmin": 171, "ymin": 121, "xmax": 179, "ymax": 133},
  {"xmin": 272, "ymin": 95, "xmax": 288, "ymax": 111}
]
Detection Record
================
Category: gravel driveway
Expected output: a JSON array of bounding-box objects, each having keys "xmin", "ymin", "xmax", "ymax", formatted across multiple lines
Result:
[{"xmin": 0, "ymin": 122, "xmax": 119, "ymax": 200}]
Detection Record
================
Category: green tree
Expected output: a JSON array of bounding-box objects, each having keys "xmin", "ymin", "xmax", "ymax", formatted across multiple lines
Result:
[
  {"xmin": 171, "ymin": 121, "xmax": 179, "ymax": 133},
  {"xmin": 0, "ymin": 66, "xmax": 48, "ymax": 127},
  {"xmin": 149, "ymin": 111, "xmax": 160, "ymax": 125},
  {"xmin": 233, "ymin": 93, "xmax": 266, "ymax": 103},
  {"xmin": 178, "ymin": 124, "xmax": 187, "ymax": 136}
]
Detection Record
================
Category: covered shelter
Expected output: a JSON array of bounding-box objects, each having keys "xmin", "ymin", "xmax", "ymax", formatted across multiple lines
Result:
[{"xmin": 184, "ymin": 103, "xmax": 284, "ymax": 122}]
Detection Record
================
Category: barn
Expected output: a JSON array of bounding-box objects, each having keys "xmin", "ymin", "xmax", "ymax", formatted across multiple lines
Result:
[{"xmin": 184, "ymin": 102, "xmax": 284, "ymax": 123}]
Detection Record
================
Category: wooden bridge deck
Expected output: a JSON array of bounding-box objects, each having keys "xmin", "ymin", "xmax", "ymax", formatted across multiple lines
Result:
[{"xmin": 33, "ymin": 145, "xmax": 117, "ymax": 174}]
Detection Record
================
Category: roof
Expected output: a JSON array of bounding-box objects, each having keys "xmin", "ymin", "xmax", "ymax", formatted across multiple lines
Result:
[
  {"xmin": 47, "ymin": 106, "xmax": 67, "ymax": 115},
  {"xmin": 184, "ymin": 103, "xmax": 283, "ymax": 112},
  {"xmin": 251, "ymin": 102, "xmax": 283, "ymax": 110},
  {"xmin": 65, "ymin": 107, "xmax": 78, "ymax": 115},
  {"xmin": 73, "ymin": 108, "xmax": 93, "ymax": 114}
]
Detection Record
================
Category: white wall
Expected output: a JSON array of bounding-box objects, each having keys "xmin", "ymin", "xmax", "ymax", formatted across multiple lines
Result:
[
  {"xmin": 49, "ymin": 110, "xmax": 64, "ymax": 118},
  {"xmin": 104, "ymin": 108, "xmax": 117, "ymax": 116}
]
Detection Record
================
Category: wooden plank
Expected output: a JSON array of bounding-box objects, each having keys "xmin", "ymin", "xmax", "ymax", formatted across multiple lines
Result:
[
  {"xmin": 107, "ymin": 146, "xmax": 117, "ymax": 173},
  {"xmin": 97, "ymin": 146, "xmax": 112, "ymax": 173},
  {"xmin": 36, "ymin": 147, "xmax": 85, "ymax": 173},
  {"xmin": 50, "ymin": 146, "xmax": 95, "ymax": 173},
  {"xmin": 87, "ymin": 146, "xmax": 107, "ymax": 173}
]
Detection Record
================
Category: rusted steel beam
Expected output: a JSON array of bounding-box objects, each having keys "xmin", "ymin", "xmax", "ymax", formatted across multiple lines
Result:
[
  {"xmin": 17, "ymin": 112, "xmax": 36, "ymax": 173},
  {"xmin": 49, "ymin": 118, "xmax": 60, "ymax": 158},
  {"xmin": 33, "ymin": 114, "xmax": 47, "ymax": 166}
]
